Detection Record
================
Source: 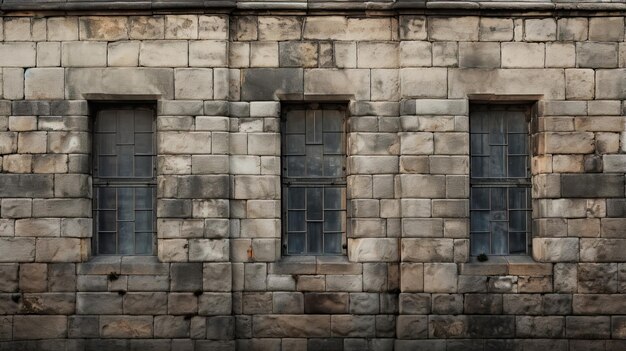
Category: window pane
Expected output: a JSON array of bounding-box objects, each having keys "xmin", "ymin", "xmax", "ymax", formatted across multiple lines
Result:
[
  {"xmin": 509, "ymin": 210, "xmax": 527, "ymax": 232},
  {"xmin": 324, "ymin": 188, "xmax": 343, "ymax": 209},
  {"xmin": 509, "ymin": 232, "xmax": 526, "ymax": 254},
  {"xmin": 288, "ymin": 211, "xmax": 305, "ymax": 232},
  {"xmin": 117, "ymin": 114, "xmax": 134, "ymax": 144},
  {"xmin": 470, "ymin": 211, "xmax": 489, "ymax": 232},
  {"xmin": 509, "ymin": 188, "xmax": 527, "ymax": 210},
  {"xmin": 489, "ymin": 146, "xmax": 506, "ymax": 177},
  {"xmin": 471, "ymin": 233, "xmax": 489, "ymax": 256},
  {"xmin": 306, "ymin": 110, "xmax": 322, "ymax": 144},
  {"xmin": 135, "ymin": 188, "xmax": 152, "ymax": 210},
  {"xmin": 99, "ymin": 233, "xmax": 116, "ymax": 254},
  {"xmin": 97, "ymin": 111, "xmax": 116, "ymax": 132},
  {"xmin": 305, "ymin": 145, "xmax": 323, "ymax": 176},
  {"xmin": 135, "ymin": 134, "xmax": 153, "ymax": 154},
  {"xmin": 306, "ymin": 188, "xmax": 323, "ymax": 221},
  {"xmin": 491, "ymin": 221, "xmax": 508, "ymax": 255},
  {"xmin": 323, "ymin": 156, "xmax": 343, "ymax": 177},
  {"xmin": 135, "ymin": 156, "xmax": 153, "ymax": 177},
  {"xmin": 287, "ymin": 156, "xmax": 306, "ymax": 177},
  {"xmin": 488, "ymin": 114, "xmax": 505, "ymax": 144},
  {"xmin": 508, "ymin": 112, "xmax": 527, "ymax": 133},
  {"xmin": 470, "ymin": 188, "xmax": 489, "ymax": 210},
  {"xmin": 136, "ymin": 210, "xmax": 153, "ymax": 231},
  {"xmin": 508, "ymin": 134, "xmax": 527, "ymax": 155},
  {"xmin": 286, "ymin": 135, "xmax": 305, "ymax": 155},
  {"xmin": 98, "ymin": 188, "xmax": 116, "ymax": 209},
  {"xmin": 324, "ymin": 211, "xmax": 342, "ymax": 232},
  {"xmin": 99, "ymin": 156, "xmax": 117, "ymax": 177},
  {"xmin": 323, "ymin": 133, "xmax": 342, "ymax": 154},
  {"xmin": 288, "ymin": 188, "xmax": 305, "ymax": 209},
  {"xmin": 98, "ymin": 211, "xmax": 116, "ymax": 231},
  {"xmin": 118, "ymin": 222, "xmax": 134, "ymax": 255},
  {"xmin": 118, "ymin": 145, "xmax": 134, "ymax": 177},
  {"xmin": 134, "ymin": 111, "xmax": 153, "ymax": 132},
  {"xmin": 323, "ymin": 110, "xmax": 343, "ymax": 132},
  {"xmin": 470, "ymin": 157, "xmax": 487, "ymax": 178},
  {"xmin": 135, "ymin": 232, "xmax": 152, "ymax": 255},
  {"xmin": 286, "ymin": 110, "xmax": 305, "ymax": 133},
  {"xmin": 287, "ymin": 233, "xmax": 305, "ymax": 254},
  {"xmin": 307, "ymin": 222, "xmax": 322, "ymax": 254},
  {"xmin": 99, "ymin": 134, "xmax": 116, "ymax": 155},
  {"xmin": 324, "ymin": 233, "xmax": 342, "ymax": 254},
  {"xmin": 118, "ymin": 188, "xmax": 134, "ymax": 221},
  {"xmin": 508, "ymin": 156, "xmax": 527, "ymax": 178}
]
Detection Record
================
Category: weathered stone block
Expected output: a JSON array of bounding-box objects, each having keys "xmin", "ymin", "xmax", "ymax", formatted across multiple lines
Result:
[
  {"xmin": 0, "ymin": 237, "xmax": 35, "ymax": 262},
  {"xmin": 100, "ymin": 316, "xmax": 153, "ymax": 338},
  {"xmin": 258, "ymin": 16, "xmax": 302, "ymax": 41},
  {"xmin": 464, "ymin": 294, "xmax": 502, "ymax": 314},
  {"xmin": 190, "ymin": 40, "xmax": 228, "ymax": 67},
  {"xmin": 429, "ymin": 17, "xmax": 479, "ymax": 41},
  {"xmin": 79, "ymin": 16, "xmax": 128, "ymax": 40},
  {"xmin": 449, "ymin": 69, "xmax": 565, "ymax": 100},
  {"xmin": 502, "ymin": 43, "xmax": 544, "ymax": 68},
  {"xmin": 516, "ymin": 316, "xmax": 564, "ymax": 338},
  {"xmin": 241, "ymin": 68, "xmax": 303, "ymax": 101},
  {"xmin": 400, "ymin": 68, "xmax": 447, "ymax": 98},
  {"xmin": 479, "ymin": 18, "xmax": 513, "ymax": 41},
  {"xmin": 139, "ymin": 41, "xmax": 187, "ymax": 67},
  {"xmin": 124, "ymin": 292, "xmax": 167, "ymax": 315},
  {"xmin": 565, "ymin": 69, "xmax": 594, "ymax": 100},
  {"xmin": 273, "ymin": 292, "xmax": 304, "ymax": 314},
  {"xmin": 532, "ymin": 237, "xmax": 579, "ymax": 262},
  {"xmin": 165, "ymin": 15, "xmax": 198, "ymax": 39},
  {"xmin": 154, "ymin": 315, "xmax": 190, "ymax": 338},
  {"xmin": 459, "ymin": 42, "xmax": 500, "ymax": 68},
  {"xmin": 400, "ymin": 16, "xmax": 427, "ymax": 40},
  {"xmin": 400, "ymin": 41, "xmax": 431, "ymax": 67},
  {"xmin": 48, "ymin": 17, "xmax": 79, "ymax": 41},
  {"xmin": 3, "ymin": 68, "xmax": 24, "ymax": 100},
  {"xmin": 13, "ymin": 315, "xmax": 67, "ymax": 340},
  {"xmin": 396, "ymin": 174, "xmax": 445, "ymax": 198},
  {"xmin": 24, "ymin": 68, "xmax": 64, "ymax": 100},
  {"xmin": 35, "ymin": 238, "xmax": 84, "ymax": 262},
  {"xmin": 561, "ymin": 174, "xmax": 624, "ymax": 198},
  {"xmin": 129, "ymin": 16, "xmax": 164, "ymax": 39},
  {"xmin": 402, "ymin": 238, "xmax": 453, "ymax": 262},
  {"xmin": 566, "ymin": 316, "xmax": 610, "ymax": 339},
  {"xmin": 305, "ymin": 69, "xmax": 370, "ymax": 100},
  {"xmin": 525, "ymin": 18, "xmax": 556, "ymax": 41},
  {"xmin": 331, "ymin": 315, "xmax": 375, "ymax": 337},
  {"xmin": 348, "ymin": 238, "xmax": 398, "ymax": 262},
  {"xmin": 577, "ymin": 42, "xmax": 618, "ymax": 68},
  {"xmin": 61, "ymin": 41, "xmax": 106, "ymax": 67},
  {"xmin": 198, "ymin": 292, "xmax": 230, "ymax": 315},
  {"xmin": 424, "ymin": 263, "xmax": 457, "ymax": 293},
  {"xmin": 0, "ymin": 43, "xmax": 36, "ymax": 67},
  {"xmin": 557, "ymin": 18, "xmax": 587, "ymax": 41}
]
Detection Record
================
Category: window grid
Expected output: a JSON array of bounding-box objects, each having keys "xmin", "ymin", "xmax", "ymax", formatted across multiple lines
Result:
[
  {"xmin": 282, "ymin": 104, "xmax": 347, "ymax": 256},
  {"xmin": 93, "ymin": 107, "xmax": 156, "ymax": 256},
  {"xmin": 469, "ymin": 106, "xmax": 532, "ymax": 256}
]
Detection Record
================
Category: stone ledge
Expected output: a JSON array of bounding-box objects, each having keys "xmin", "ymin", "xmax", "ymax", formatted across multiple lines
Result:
[
  {"xmin": 0, "ymin": 0, "xmax": 236, "ymax": 11},
  {"xmin": 459, "ymin": 256, "xmax": 553, "ymax": 276},
  {"xmin": 268, "ymin": 255, "xmax": 356, "ymax": 275}
]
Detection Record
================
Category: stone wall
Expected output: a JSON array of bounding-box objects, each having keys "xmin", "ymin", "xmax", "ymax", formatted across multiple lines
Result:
[{"xmin": 0, "ymin": 9, "xmax": 625, "ymax": 351}]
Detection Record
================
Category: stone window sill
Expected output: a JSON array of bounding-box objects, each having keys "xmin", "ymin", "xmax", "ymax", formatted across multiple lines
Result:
[
  {"xmin": 459, "ymin": 255, "xmax": 552, "ymax": 276},
  {"xmin": 269, "ymin": 255, "xmax": 362, "ymax": 275},
  {"xmin": 78, "ymin": 255, "xmax": 168, "ymax": 275}
]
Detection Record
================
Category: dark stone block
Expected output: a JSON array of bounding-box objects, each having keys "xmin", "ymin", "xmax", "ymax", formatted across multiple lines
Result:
[
  {"xmin": 464, "ymin": 293, "xmax": 503, "ymax": 314},
  {"xmin": 398, "ymin": 293, "xmax": 431, "ymax": 314},
  {"xmin": 51, "ymin": 100, "xmax": 89, "ymax": 116},
  {"xmin": 446, "ymin": 339, "xmax": 484, "ymax": 351},
  {"xmin": 467, "ymin": 315, "xmax": 514, "ymax": 338},
  {"xmin": 157, "ymin": 199, "xmax": 191, "ymax": 218},
  {"xmin": 304, "ymin": 293, "xmax": 348, "ymax": 314},
  {"xmin": 0, "ymin": 174, "xmax": 53, "ymax": 198},
  {"xmin": 170, "ymin": 263, "xmax": 202, "ymax": 292},
  {"xmin": 206, "ymin": 316, "xmax": 235, "ymax": 340},
  {"xmin": 584, "ymin": 154, "xmax": 603, "ymax": 172},
  {"xmin": 204, "ymin": 101, "xmax": 229, "ymax": 116},
  {"xmin": 241, "ymin": 68, "xmax": 303, "ymax": 101},
  {"xmin": 607, "ymin": 199, "xmax": 626, "ymax": 217},
  {"xmin": 400, "ymin": 99, "xmax": 416, "ymax": 115},
  {"xmin": 229, "ymin": 102, "xmax": 249, "ymax": 117},
  {"xmin": 12, "ymin": 101, "xmax": 50, "ymax": 116},
  {"xmin": 0, "ymin": 100, "xmax": 11, "ymax": 115},
  {"xmin": 308, "ymin": 338, "xmax": 343, "ymax": 351},
  {"xmin": 561, "ymin": 174, "xmax": 624, "ymax": 198},
  {"xmin": 69, "ymin": 316, "xmax": 99, "ymax": 338},
  {"xmin": 177, "ymin": 175, "xmax": 229, "ymax": 199}
]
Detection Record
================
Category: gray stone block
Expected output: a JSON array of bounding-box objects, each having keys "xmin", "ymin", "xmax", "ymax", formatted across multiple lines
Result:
[
  {"xmin": 304, "ymin": 293, "xmax": 349, "ymax": 314},
  {"xmin": 561, "ymin": 174, "xmax": 624, "ymax": 198},
  {"xmin": 241, "ymin": 68, "xmax": 303, "ymax": 101},
  {"xmin": 0, "ymin": 175, "xmax": 53, "ymax": 198},
  {"xmin": 171, "ymin": 263, "xmax": 203, "ymax": 292},
  {"xmin": 76, "ymin": 292, "xmax": 122, "ymax": 314}
]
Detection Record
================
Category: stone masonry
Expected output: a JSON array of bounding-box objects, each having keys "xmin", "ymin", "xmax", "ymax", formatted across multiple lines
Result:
[{"xmin": 0, "ymin": 0, "xmax": 626, "ymax": 350}]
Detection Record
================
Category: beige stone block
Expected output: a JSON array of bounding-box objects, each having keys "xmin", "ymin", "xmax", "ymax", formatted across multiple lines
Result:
[
  {"xmin": 596, "ymin": 69, "xmax": 626, "ymax": 99},
  {"xmin": 424, "ymin": 263, "xmax": 457, "ymax": 293},
  {"xmin": 107, "ymin": 41, "xmax": 140, "ymax": 66},
  {"xmin": 158, "ymin": 239, "xmax": 188, "ymax": 262},
  {"xmin": 357, "ymin": 42, "xmax": 398, "ymax": 68},
  {"xmin": 129, "ymin": 16, "xmax": 165, "ymax": 39},
  {"xmin": 545, "ymin": 43, "xmax": 575, "ymax": 68},
  {"xmin": 8, "ymin": 116, "xmax": 34, "ymax": 132},
  {"xmin": 541, "ymin": 132, "xmax": 594, "ymax": 154},
  {"xmin": 400, "ymin": 263, "xmax": 424, "ymax": 292},
  {"xmin": 400, "ymin": 16, "xmax": 427, "ymax": 40},
  {"xmin": 304, "ymin": 17, "xmax": 347, "ymax": 40},
  {"xmin": 25, "ymin": 68, "xmax": 64, "ymax": 100},
  {"xmin": 35, "ymin": 238, "xmax": 84, "ymax": 262},
  {"xmin": 253, "ymin": 315, "xmax": 330, "ymax": 338},
  {"xmin": 250, "ymin": 42, "xmax": 279, "ymax": 67},
  {"xmin": 165, "ymin": 15, "xmax": 198, "ymax": 39},
  {"xmin": 552, "ymin": 155, "xmax": 584, "ymax": 173},
  {"xmin": 479, "ymin": 18, "xmax": 513, "ymax": 41},
  {"xmin": 525, "ymin": 19, "xmax": 556, "ymax": 41},
  {"xmin": 233, "ymin": 16, "xmax": 258, "ymax": 41},
  {"xmin": 0, "ymin": 132, "xmax": 18, "ymax": 154},
  {"xmin": 189, "ymin": 40, "xmax": 228, "ymax": 67},
  {"xmin": 0, "ymin": 237, "xmax": 35, "ymax": 262},
  {"xmin": 79, "ymin": 16, "xmax": 128, "ymax": 41},
  {"xmin": 279, "ymin": 42, "xmax": 317, "ymax": 68},
  {"xmin": 4, "ymin": 18, "xmax": 31, "ymax": 41},
  {"xmin": 402, "ymin": 238, "xmax": 454, "ymax": 262},
  {"xmin": 189, "ymin": 239, "xmax": 229, "ymax": 262},
  {"xmin": 459, "ymin": 42, "xmax": 500, "ymax": 69},
  {"xmin": 557, "ymin": 18, "xmax": 588, "ymax": 41},
  {"xmin": 258, "ymin": 16, "xmax": 302, "ymax": 41},
  {"xmin": 48, "ymin": 17, "xmax": 79, "ymax": 41},
  {"xmin": 0, "ymin": 42, "xmax": 36, "ymax": 67},
  {"xmin": 65, "ymin": 67, "xmax": 174, "ymax": 100},
  {"xmin": 335, "ymin": 42, "xmax": 356, "ymax": 68},
  {"xmin": 578, "ymin": 42, "xmax": 618, "ymax": 68},
  {"xmin": 400, "ymin": 41, "xmax": 431, "ymax": 67},
  {"xmin": 199, "ymin": 15, "xmax": 228, "ymax": 40},
  {"xmin": 449, "ymin": 68, "xmax": 565, "ymax": 100},
  {"xmin": 532, "ymin": 238, "xmax": 579, "ymax": 262},
  {"xmin": 18, "ymin": 132, "xmax": 47, "ymax": 154},
  {"xmin": 305, "ymin": 69, "xmax": 370, "ymax": 100},
  {"xmin": 37, "ymin": 42, "xmax": 61, "ymax": 67},
  {"xmin": 139, "ymin": 41, "xmax": 188, "ymax": 67},
  {"xmin": 345, "ymin": 17, "xmax": 392, "ymax": 40},
  {"xmin": 433, "ymin": 42, "xmax": 458, "ymax": 67},
  {"xmin": 589, "ymin": 17, "xmax": 624, "ymax": 41},
  {"xmin": 174, "ymin": 68, "xmax": 213, "ymax": 100},
  {"xmin": 565, "ymin": 69, "xmax": 594, "ymax": 100},
  {"xmin": 32, "ymin": 154, "xmax": 67, "ymax": 173},
  {"xmin": 501, "ymin": 43, "xmax": 544, "ymax": 68},
  {"xmin": 62, "ymin": 41, "xmax": 107, "ymax": 67},
  {"xmin": 348, "ymin": 238, "xmax": 398, "ymax": 262},
  {"xmin": 229, "ymin": 42, "xmax": 250, "ymax": 68},
  {"xmin": 399, "ymin": 132, "xmax": 433, "ymax": 155},
  {"xmin": 14, "ymin": 315, "xmax": 67, "ymax": 339},
  {"xmin": 596, "ymin": 133, "xmax": 620, "ymax": 154},
  {"xmin": 3, "ymin": 68, "xmax": 24, "ymax": 100},
  {"xmin": 100, "ymin": 316, "xmax": 153, "ymax": 338},
  {"xmin": 429, "ymin": 17, "xmax": 479, "ymax": 41},
  {"xmin": 400, "ymin": 68, "xmax": 447, "ymax": 98},
  {"xmin": 158, "ymin": 132, "xmax": 211, "ymax": 154},
  {"xmin": 3, "ymin": 154, "xmax": 32, "ymax": 173}
]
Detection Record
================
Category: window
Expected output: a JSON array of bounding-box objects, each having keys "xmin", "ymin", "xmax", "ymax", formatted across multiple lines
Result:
[
  {"xmin": 282, "ymin": 104, "xmax": 346, "ymax": 255},
  {"xmin": 470, "ymin": 105, "xmax": 531, "ymax": 255},
  {"xmin": 93, "ymin": 105, "xmax": 156, "ymax": 255}
]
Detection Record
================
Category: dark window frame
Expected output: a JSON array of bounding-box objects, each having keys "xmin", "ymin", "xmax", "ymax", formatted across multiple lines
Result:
[
  {"xmin": 469, "ymin": 104, "xmax": 533, "ymax": 256},
  {"xmin": 281, "ymin": 103, "xmax": 347, "ymax": 256},
  {"xmin": 91, "ymin": 102, "xmax": 157, "ymax": 256}
]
